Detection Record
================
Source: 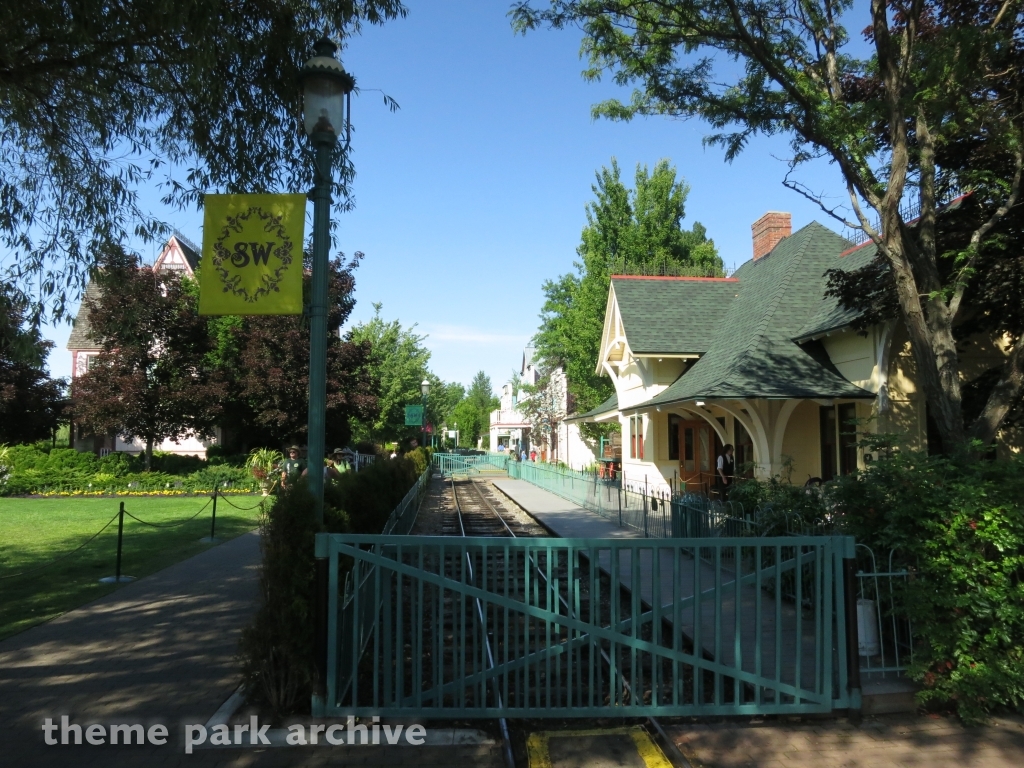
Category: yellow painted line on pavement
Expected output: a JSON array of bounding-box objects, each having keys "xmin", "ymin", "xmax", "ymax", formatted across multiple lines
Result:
[{"xmin": 526, "ymin": 726, "xmax": 673, "ymax": 768}]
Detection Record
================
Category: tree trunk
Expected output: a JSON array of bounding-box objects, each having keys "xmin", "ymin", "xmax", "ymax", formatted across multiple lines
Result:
[
  {"xmin": 145, "ymin": 436, "xmax": 154, "ymax": 471},
  {"xmin": 869, "ymin": 1, "xmax": 967, "ymax": 454},
  {"xmin": 884, "ymin": 233, "xmax": 968, "ymax": 453},
  {"xmin": 970, "ymin": 334, "xmax": 1024, "ymax": 445}
]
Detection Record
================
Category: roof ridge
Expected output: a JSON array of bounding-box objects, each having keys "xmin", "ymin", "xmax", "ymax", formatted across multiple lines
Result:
[
  {"xmin": 711, "ymin": 227, "xmax": 813, "ymax": 386},
  {"xmin": 611, "ymin": 275, "xmax": 738, "ymax": 282}
]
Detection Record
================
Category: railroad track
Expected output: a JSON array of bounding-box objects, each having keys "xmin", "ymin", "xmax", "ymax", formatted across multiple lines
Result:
[
  {"xmin": 446, "ymin": 477, "xmax": 691, "ymax": 768},
  {"xmin": 444, "ymin": 478, "xmax": 532, "ymax": 536}
]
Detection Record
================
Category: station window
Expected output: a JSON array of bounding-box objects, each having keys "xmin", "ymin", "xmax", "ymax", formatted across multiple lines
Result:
[
  {"xmin": 630, "ymin": 414, "xmax": 644, "ymax": 460},
  {"xmin": 667, "ymin": 414, "xmax": 681, "ymax": 460},
  {"xmin": 838, "ymin": 403, "xmax": 858, "ymax": 475}
]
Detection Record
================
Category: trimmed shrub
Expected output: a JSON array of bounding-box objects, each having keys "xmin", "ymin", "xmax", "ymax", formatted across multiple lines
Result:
[
  {"xmin": 324, "ymin": 454, "xmax": 421, "ymax": 534},
  {"xmin": 238, "ymin": 482, "xmax": 320, "ymax": 715},
  {"xmin": 0, "ymin": 443, "xmax": 256, "ymax": 496},
  {"xmin": 735, "ymin": 452, "xmax": 1024, "ymax": 723},
  {"xmin": 239, "ymin": 456, "xmax": 431, "ymax": 715},
  {"xmin": 827, "ymin": 452, "xmax": 1024, "ymax": 724}
]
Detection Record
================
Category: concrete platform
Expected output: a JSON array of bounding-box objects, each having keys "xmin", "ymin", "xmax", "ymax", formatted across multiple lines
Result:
[
  {"xmin": 492, "ymin": 478, "xmax": 639, "ymax": 540},
  {"xmin": 492, "ymin": 478, "xmax": 836, "ymax": 700}
]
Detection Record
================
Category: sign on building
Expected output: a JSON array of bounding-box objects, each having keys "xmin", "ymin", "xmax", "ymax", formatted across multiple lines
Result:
[{"xmin": 198, "ymin": 194, "xmax": 306, "ymax": 315}]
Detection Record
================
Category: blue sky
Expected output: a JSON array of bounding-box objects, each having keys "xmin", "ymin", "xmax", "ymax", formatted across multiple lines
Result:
[{"xmin": 42, "ymin": 1, "xmax": 855, "ymax": 393}]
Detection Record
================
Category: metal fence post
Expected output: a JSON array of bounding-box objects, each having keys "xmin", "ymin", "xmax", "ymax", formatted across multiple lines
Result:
[
  {"xmin": 313, "ymin": 551, "xmax": 329, "ymax": 711},
  {"xmin": 209, "ymin": 489, "xmax": 218, "ymax": 539},
  {"xmin": 843, "ymin": 540, "xmax": 863, "ymax": 718},
  {"xmin": 100, "ymin": 501, "xmax": 134, "ymax": 584},
  {"xmin": 115, "ymin": 501, "xmax": 125, "ymax": 580}
]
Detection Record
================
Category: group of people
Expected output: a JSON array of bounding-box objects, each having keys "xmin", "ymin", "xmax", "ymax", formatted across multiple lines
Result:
[
  {"xmin": 505, "ymin": 446, "xmax": 537, "ymax": 463},
  {"xmin": 279, "ymin": 445, "xmax": 353, "ymax": 489}
]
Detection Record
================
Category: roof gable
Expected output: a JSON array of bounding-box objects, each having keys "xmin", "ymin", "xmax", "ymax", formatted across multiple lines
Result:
[
  {"xmin": 154, "ymin": 235, "xmax": 199, "ymax": 275},
  {"xmin": 610, "ymin": 276, "xmax": 740, "ymax": 355}
]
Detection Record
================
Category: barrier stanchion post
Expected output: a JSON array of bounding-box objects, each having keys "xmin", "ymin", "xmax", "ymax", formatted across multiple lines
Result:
[
  {"xmin": 200, "ymin": 489, "xmax": 222, "ymax": 543},
  {"xmin": 100, "ymin": 502, "xmax": 135, "ymax": 584}
]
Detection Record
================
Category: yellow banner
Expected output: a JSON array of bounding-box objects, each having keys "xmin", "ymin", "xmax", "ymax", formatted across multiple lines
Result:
[{"xmin": 198, "ymin": 193, "xmax": 306, "ymax": 315}]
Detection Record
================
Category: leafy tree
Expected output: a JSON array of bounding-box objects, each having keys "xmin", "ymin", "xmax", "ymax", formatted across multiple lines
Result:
[
  {"xmin": 435, "ymin": 380, "xmax": 467, "ymax": 425},
  {"xmin": 347, "ymin": 303, "xmax": 432, "ymax": 445},
  {"xmin": 1, "ymin": 0, "xmax": 406, "ymax": 320},
  {"xmin": 72, "ymin": 252, "xmax": 221, "ymax": 469},
  {"xmin": 533, "ymin": 159, "xmax": 720, "ymax": 434},
  {"xmin": 467, "ymin": 371, "xmax": 499, "ymax": 414},
  {"xmin": 0, "ymin": 284, "xmax": 66, "ymax": 443},
  {"xmin": 512, "ymin": 1, "xmax": 1024, "ymax": 453},
  {"xmin": 215, "ymin": 255, "xmax": 377, "ymax": 450},
  {"xmin": 443, "ymin": 371, "xmax": 499, "ymax": 449},
  {"xmin": 429, "ymin": 379, "xmax": 466, "ymax": 444},
  {"xmin": 517, "ymin": 368, "xmax": 566, "ymax": 453},
  {"xmin": 450, "ymin": 398, "xmax": 485, "ymax": 449}
]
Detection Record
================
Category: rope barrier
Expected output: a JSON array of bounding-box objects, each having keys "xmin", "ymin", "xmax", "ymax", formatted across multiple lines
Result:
[
  {"xmin": 216, "ymin": 494, "xmax": 268, "ymax": 512},
  {"xmin": 121, "ymin": 494, "xmax": 213, "ymax": 528},
  {"xmin": 2, "ymin": 488, "xmax": 262, "ymax": 582},
  {"xmin": 0, "ymin": 510, "xmax": 122, "ymax": 580}
]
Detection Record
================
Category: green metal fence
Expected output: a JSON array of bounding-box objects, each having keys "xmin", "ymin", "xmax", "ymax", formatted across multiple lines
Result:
[
  {"xmin": 380, "ymin": 465, "xmax": 432, "ymax": 536},
  {"xmin": 508, "ymin": 461, "xmax": 754, "ymax": 539},
  {"xmin": 433, "ymin": 452, "xmax": 509, "ymax": 477},
  {"xmin": 313, "ymin": 533, "xmax": 859, "ymax": 718}
]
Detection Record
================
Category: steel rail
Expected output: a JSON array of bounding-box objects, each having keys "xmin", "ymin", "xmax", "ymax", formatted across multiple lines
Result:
[
  {"xmin": 450, "ymin": 479, "xmax": 516, "ymax": 768},
  {"xmin": 463, "ymin": 478, "xmax": 693, "ymax": 768}
]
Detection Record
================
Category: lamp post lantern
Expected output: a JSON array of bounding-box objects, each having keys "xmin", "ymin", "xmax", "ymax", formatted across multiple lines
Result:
[
  {"xmin": 302, "ymin": 37, "xmax": 354, "ymax": 523},
  {"xmin": 420, "ymin": 379, "xmax": 430, "ymax": 451}
]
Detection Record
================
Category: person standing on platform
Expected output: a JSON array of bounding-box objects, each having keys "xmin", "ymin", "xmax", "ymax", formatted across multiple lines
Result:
[{"xmin": 716, "ymin": 444, "xmax": 735, "ymax": 500}]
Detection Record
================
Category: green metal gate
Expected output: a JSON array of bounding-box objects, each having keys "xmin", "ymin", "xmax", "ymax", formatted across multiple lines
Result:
[
  {"xmin": 313, "ymin": 534, "xmax": 860, "ymax": 718},
  {"xmin": 433, "ymin": 452, "xmax": 509, "ymax": 477}
]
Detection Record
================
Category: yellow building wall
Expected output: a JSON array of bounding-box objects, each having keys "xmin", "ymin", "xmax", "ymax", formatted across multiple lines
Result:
[
  {"xmin": 780, "ymin": 400, "xmax": 821, "ymax": 482},
  {"xmin": 823, "ymin": 331, "xmax": 877, "ymax": 390}
]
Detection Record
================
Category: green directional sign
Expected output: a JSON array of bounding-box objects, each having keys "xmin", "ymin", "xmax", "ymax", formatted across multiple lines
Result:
[{"xmin": 404, "ymin": 404, "xmax": 424, "ymax": 426}]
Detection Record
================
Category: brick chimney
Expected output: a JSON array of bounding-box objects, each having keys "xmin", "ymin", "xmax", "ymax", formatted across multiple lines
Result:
[{"xmin": 751, "ymin": 211, "xmax": 792, "ymax": 260}]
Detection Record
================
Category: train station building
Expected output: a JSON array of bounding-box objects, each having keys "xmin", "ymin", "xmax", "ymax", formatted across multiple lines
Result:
[{"xmin": 578, "ymin": 210, "xmax": 1022, "ymax": 495}]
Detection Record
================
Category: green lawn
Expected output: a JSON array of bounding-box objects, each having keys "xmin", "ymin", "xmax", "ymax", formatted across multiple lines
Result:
[{"xmin": 0, "ymin": 495, "xmax": 267, "ymax": 640}]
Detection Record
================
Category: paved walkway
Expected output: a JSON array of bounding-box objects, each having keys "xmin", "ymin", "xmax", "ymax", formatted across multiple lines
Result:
[
  {"xmin": 0, "ymin": 529, "xmax": 500, "ymax": 767},
  {"xmin": 668, "ymin": 713, "xmax": 1024, "ymax": 768},
  {"xmin": 492, "ymin": 479, "xmax": 825, "ymax": 697}
]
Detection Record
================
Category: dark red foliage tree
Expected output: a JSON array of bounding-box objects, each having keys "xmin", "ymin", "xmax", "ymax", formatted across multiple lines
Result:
[
  {"xmin": 0, "ymin": 284, "xmax": 67, "ymax": 443},
  {"xmin": 216, "ymin": 255, "xmax": 378, "ymax": 450},
  {"xmin": 72, "ymin": 251, "xmax": 222, "ymax": 468}
]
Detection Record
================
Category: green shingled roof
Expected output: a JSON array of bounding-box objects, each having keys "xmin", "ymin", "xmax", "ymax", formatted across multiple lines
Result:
[
  {"xmin": 624, "ymin": 222, "xmax": 874, "ymax": 409},
  {"xmin": 792, "ymin": 240, "xmax": 878, "ymax": 341},
  {"xmin": 612, "ymin": 277, "xmax": 740, "ymax": 355},
  {"xmin": 66, "ymin": 281, "xmax": 103, "ymax": 350},
  {"xmin": 792, "ymin": 195, "xmax": 971, "ymax": 343},
  {"xmin": 565, "ymin": 392, "xmax": 618, "ymax": 423}
]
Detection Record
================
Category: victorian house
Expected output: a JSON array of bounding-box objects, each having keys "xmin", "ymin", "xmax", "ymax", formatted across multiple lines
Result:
[{"xmin": 67, "ymin": 234, "xmax": 215, "ymax": 456}]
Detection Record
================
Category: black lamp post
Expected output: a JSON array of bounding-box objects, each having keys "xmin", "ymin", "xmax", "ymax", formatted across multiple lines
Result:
[
  {"xmin": 420, "ymin": 379, "xmax": 430, "ymax": 450},
  {"xmin": 301, "ymin": 38, "xmax": 354, "ymax": 523}
]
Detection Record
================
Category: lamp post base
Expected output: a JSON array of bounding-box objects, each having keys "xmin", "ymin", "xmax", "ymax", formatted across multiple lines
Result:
[{"xmin": 99, "ymin": 575, "xmax": 136, "ymax": 584}]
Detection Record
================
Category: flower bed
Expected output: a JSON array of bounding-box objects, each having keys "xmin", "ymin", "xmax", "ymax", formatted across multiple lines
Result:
[{"xmin": 0, "ymin": 445, "xmax": 256, "ymax": 497}]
